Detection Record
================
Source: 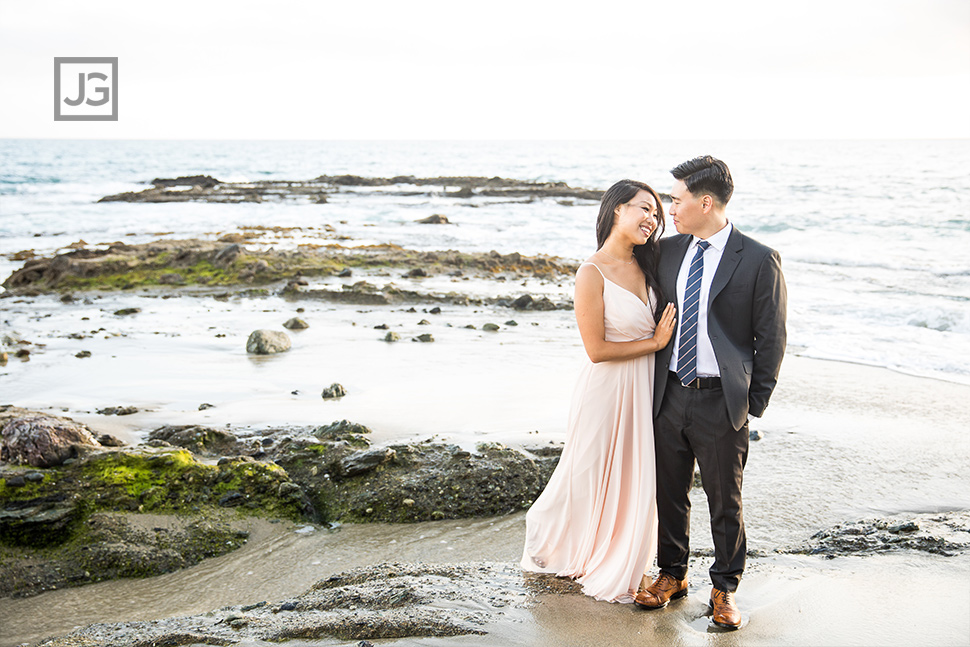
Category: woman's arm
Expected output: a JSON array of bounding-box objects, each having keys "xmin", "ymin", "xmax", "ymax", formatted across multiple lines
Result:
[{"xmin": 574, "ymin": 264, "xmax": 676, "ymax": 364}]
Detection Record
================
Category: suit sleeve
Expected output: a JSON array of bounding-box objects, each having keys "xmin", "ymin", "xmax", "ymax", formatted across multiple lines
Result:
[{"xmin": 748, "ymin": 249, "xmax": 787, "ymax": 417}]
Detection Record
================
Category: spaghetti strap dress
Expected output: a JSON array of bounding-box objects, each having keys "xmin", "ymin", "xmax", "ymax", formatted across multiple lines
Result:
[{"xmin": 521, "ymin": 262, "xmax": 659, "ymax": 603}]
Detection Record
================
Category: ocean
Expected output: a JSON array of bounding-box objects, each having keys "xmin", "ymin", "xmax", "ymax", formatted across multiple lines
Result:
[{"xmin": 2, "ymin": 138, "xmax": 969, "ymax": 384}]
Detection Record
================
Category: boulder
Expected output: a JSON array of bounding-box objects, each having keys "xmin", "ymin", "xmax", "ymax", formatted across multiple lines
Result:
[
  {"xmin": 415, "ymin": 214, "xmax": 450, "ymax": 224},
  {"xmin": 97, "ymin": 433, "xmax": 126, "ymax": 447},
  {"xmin": 97, "ymin": 406, "xmax": 138, "ymax": 416},
  {"xmin": 321, "ymin": 383, "xmax": 347, "ymax": 399},
  {"xmin": 247, "ymin": 330, "xmax": 291, "ymax": 354},
  {"xmin": 511, "ymin": 294, "xmax": 533, "ymax": 310},
  {"xmin": 1, "ymin": 416, "xmax": 101, "ymax": 467},
  {"xmin": 283, "ymin": 317, "xmax": 309, "ymax": 330}
]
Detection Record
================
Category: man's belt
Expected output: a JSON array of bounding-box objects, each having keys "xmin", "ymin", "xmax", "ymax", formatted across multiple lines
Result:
[{"xmin": 669, "ymin": 371, "xmax": 722, "ymax": 389}]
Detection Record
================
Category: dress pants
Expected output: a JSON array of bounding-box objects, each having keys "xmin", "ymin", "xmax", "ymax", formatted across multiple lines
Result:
[{"xmin": 654, "ymin": 371, "xmax": 749, "ymax": 592}]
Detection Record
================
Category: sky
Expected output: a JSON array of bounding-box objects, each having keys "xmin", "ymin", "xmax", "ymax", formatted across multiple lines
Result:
[{"xmin": 1, "ymin": 0, "xmax": 968, "ymax": 140}]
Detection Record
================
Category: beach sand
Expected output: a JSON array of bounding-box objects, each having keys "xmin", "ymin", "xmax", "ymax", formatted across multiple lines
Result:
[{"xmin": 1, "ymin": 286, "xmax": 969, "ymax": 646}]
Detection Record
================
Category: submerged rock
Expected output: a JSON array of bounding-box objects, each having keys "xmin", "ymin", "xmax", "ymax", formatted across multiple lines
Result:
[
  {"xmin": 97, "ymin": 405, "xmax": 139, "ymax": 416},
  {"xmin": 247, "ymin": 329, "xmax": 292, "ymax": 354},
  {"xmin": 415, "ymin": 214, "xmax": 450, "ymax": 224},
  {"xmin": 786, "ymin": 511, "xmax": 970, "ymax": 557},
  {"xmin": 150, "ymin": 174, "xmax": 221, "ymax": 189},
  {"xmin": 97, "ymin": 173, "xmax": 605, "ymax": 204},
  {"xmin": 504, "ymin": 294, "xmax": 566, "ymax": 311},
  {"xmin": 37, "ymin": 561, "xmax": 566, "ymax": 646}
]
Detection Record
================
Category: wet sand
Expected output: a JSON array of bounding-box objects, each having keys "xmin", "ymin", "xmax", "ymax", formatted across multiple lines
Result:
[
  {"xmin": 2, "ymin": 283, "xmax": 970, "ymax": 646},
  {"xmin": 1, "ymin": 515, "xmax": 967, "ymax": 646}
]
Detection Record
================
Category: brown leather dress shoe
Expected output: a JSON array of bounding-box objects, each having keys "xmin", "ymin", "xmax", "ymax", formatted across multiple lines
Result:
[
  {"xmin": 709, "ymin": 588, "xmax": 741, "ymax": 629},
  {"xmin": 633, "ymin": 572, "xmax": 688, "ymax": 610}
]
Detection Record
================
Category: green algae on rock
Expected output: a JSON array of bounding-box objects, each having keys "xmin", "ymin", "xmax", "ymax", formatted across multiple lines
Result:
[
  {"xmin": 0, "ymin": 440, "xmax": 313, "ymax": 596},
  {"xmin": 2, "ymin": 239, "xmax": 578, "ymax": 293},
  {"xmin": 0, "ymin": 512, "xmax": 251, "ymax": 598}
]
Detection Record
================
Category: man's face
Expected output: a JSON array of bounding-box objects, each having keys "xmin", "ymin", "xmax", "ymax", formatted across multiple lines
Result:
[{"xmin": 668, "ymin": 179, "xmax": 707, "ymax": 236}]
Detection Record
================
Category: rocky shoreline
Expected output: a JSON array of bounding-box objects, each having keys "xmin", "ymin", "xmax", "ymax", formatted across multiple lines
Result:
[
  {"xmin": 0, "ymin": 406, "xmax": 562, "ymax": 599},
  {"xmin": 95, "ymin": 174, "xmax": 606, "ymax": 204},
  {"xmin": 2, "ymin": 239, "xmax": 577, "ymax": 312}
]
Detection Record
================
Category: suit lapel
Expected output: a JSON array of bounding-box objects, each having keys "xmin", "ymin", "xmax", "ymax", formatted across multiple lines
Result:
[{"xmin": 709, "ymin": 226, "xmax": 743, "ymax": 303}]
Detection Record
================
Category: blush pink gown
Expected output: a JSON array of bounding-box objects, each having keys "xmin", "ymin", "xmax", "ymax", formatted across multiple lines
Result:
[{"xmin": 521, "ymin": 263, "xmax": 659, "ymax": 603}]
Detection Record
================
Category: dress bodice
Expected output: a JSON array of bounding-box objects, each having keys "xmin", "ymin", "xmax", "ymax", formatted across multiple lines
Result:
[{"xmin": 581, "ymin": 263, "xmax": 657, "ymax": 343}]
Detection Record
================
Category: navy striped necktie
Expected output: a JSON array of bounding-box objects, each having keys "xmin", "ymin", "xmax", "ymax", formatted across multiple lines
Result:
[{"xmin": 676, "ymin": 240, "xmax": 711, "ymax": 386}]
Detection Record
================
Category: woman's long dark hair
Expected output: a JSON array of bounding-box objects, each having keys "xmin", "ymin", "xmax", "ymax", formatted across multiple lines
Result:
[{"xmin": 595, "ymin": 179, "xmax": 666, "ymax": 319}]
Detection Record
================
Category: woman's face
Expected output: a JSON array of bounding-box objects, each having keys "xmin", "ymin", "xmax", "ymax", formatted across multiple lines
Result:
[{"xmin": 612, "ymin": 189, "xmax": 658, "ymax": 245}]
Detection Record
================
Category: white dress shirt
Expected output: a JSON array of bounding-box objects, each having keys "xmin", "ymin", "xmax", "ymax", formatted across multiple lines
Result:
[{"xmin": 670, "ymin": 222, "xmax": 733, "ymax": 378}]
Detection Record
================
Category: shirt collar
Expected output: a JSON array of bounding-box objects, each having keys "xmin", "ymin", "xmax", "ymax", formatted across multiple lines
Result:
[{"xmin": 692, "ymin": 222, "xmax": 732, "ymax": 252}]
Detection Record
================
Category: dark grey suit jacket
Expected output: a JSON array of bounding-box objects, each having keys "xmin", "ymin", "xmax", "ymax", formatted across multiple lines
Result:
[{"xmin": 653, "ymin": 227, "xmax": 787, "ymax": 430}]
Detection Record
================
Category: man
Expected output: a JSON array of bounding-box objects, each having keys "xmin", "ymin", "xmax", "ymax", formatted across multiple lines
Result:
[{"xmin": 635, "ymin": 156, "xmax": 787, "ymax": 629}]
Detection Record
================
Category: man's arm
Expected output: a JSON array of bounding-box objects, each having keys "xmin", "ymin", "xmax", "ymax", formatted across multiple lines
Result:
[{"xmin": 748, "ymin": 249, "xmax": 787, "ymax": 417}]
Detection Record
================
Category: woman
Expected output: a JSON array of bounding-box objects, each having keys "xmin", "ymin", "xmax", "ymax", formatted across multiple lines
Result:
[{"xmin": 521, "ymin": 179, "xmax": 676, "ymax": 603}]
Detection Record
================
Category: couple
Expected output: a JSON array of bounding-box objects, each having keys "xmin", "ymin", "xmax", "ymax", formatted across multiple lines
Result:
[{"xmin": 521, "ymin": 156, "xmax": 787, "ymax": 630}]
